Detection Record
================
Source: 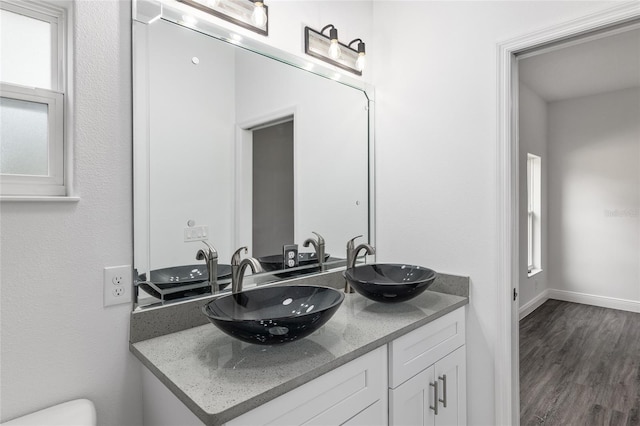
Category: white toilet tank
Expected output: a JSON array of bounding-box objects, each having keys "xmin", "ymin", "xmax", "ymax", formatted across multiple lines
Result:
[{"xmin": 1, "ymin": 399, "xmax": 96, "ymax": 426}]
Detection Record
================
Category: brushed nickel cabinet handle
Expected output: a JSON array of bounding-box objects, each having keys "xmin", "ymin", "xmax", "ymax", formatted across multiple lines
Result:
[
  {"xmin": 429, "ymin": 381, "xmax": 439, "ymax": 415},
  {"xmin": 438, "ymin": 374, "xmax": 448, "ymax": 408}
]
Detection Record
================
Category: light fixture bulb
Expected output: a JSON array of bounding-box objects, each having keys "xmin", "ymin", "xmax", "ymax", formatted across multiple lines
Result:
[
  {"xmin": 328, "ymin": 39, "xmax": 341, "ymax": 60},
  {"xmin": 356, "ymin": 52, "xmax": 366, "ymax": 71},
  {"xmin": 251, "ymin": 2, "xmax": 267, "ymax": 27},
  {"xmin": 348, "ymin": 39, "xmax": 366, "ymax": 72}
]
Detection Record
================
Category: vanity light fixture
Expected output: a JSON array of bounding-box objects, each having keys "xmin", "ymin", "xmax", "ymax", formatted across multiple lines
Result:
[
  {"xmin": 177, "ymin": 0, "xmax": 268, "ymax": 36},
  {"xmin": 304, "ymin": 25, "xmax": 366, "ymax": 76}
]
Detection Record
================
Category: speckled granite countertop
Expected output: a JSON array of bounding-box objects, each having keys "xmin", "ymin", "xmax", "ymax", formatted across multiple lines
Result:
[{"xmin": 130, "ymin": 283, "xmax": 468, "ymax": 426}]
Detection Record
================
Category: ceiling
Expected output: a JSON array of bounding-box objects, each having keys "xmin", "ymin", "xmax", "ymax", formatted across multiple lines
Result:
[{"xmin": 519, "ymin": 27, "xmax": 640, "ymax": 102}]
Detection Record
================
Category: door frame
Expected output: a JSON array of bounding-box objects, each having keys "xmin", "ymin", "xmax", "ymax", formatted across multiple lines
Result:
[
  {"xmin": 235, "ymin": 107, "xmax": 297, "ymax": 253},
  {"xmin": 495, "ymin": 3, "xmax": 640, "ymax": 425}
]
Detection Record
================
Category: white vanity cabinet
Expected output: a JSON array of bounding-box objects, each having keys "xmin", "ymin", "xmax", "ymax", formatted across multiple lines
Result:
[
  {"xmin": 140, "ymin": 306, "xmax": 466, "ymax": 426},
  {"xmin": 388, "ymin": 307, "xmax": 466, "ymax": 426},
  {"xmin": 141, "ymin": 345, "xmax": 388, "ymax": 426}
]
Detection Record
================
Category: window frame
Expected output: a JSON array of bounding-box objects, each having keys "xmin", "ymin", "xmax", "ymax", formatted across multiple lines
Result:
[
  {"xmin": 0, "ymin": 0, "xmax": 72, "ymax": 199},
  {"xmin": 527, "ymin": 153, "xmax": 541, "ymax": 276}
]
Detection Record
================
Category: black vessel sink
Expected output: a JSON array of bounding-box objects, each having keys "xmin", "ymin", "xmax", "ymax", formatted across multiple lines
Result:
[
  {"xmin": 202, "ymin": 285, "xmax": 344, "ymax": 345},
  {"xmin": 344, "ymin": 264, "xmax": 437, "ymax": 303},
  {"xmin": 258, "ymin": 252, "xmax": 331, "ymax": 272}
]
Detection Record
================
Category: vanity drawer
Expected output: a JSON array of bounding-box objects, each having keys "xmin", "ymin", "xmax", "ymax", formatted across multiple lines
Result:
[
  {"xmin": 388, "ymin": 307, "xmax": 465, "ymax": 389},
  {"xmin": 226, "ymin": 345, "xmax": 387, "ymax": 426}
]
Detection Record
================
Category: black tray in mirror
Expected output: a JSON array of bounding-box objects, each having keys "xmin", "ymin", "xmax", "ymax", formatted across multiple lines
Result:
[
  {"xmin": 139, "ymin": 264, "xmax": 232, "ymax": 286},
  {"xmin": 138, "ymin": 264, "xmax": 232, "ymax": 301}
]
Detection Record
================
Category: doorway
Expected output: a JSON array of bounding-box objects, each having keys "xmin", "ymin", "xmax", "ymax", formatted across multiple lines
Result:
[
  {"xmin": 496, "ymin": 4, "xmax": 640, "ymax": 424},
  {"xmin": 516, "ymin": 24, "xmax": 640, "ymax": 423},
  {"xmin": 251, "ymin": 120, "xmax": 295, "ymax": 257},
  {"xmin": 517, "ymin": 25, "xmax": 640, "ymax": 314}
]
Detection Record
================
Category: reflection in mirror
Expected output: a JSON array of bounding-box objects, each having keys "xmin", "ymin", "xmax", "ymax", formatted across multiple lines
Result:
[
  {"xmin": 251, "ymin": 120, "xmax": 294, "ymax": 256},
  {"xmin": 133, "ymin": 15, "xmax": 371, "ymax": 309}
]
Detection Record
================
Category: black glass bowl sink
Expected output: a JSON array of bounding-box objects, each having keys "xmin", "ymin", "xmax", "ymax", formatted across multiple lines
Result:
[
  {"xmin": 344, "ymin": 264, "xmax": 437, "ymax": 303},
  {"xmin": 202, "ymin": 285, "xmax": 344, "ymax": 345},
  {"xmin": 258, "ymin": 253, "xmax": 331, "ymax": 272}
]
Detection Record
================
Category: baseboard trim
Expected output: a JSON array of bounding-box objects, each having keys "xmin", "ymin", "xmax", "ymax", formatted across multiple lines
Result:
[
  {"xmin": 548, "ymin": 289, "xmax": 640, "ymax": 314},
  {"xmin": 519, "ymin": 289, "xmax": 549, "ymax": 320}
]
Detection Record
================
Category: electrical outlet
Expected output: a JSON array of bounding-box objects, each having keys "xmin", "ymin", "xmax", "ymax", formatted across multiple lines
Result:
[
  {"xmin": 104, "ymin": 265, "xmax": 132, "ymax": 307},
  {"xmin": 282, "ymin": 244, "xmax": 298, "ymax": 269}
]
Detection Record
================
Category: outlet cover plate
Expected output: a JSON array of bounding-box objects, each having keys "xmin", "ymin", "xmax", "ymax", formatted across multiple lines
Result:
[
  {"xmin": 282, "ymin": 244, "xmax": 299, "ymax": 269},
  {"xmin": 184, "ymin": 225, "xmax": 209, "ymax": 242},
  {"xmin": 104, "ymin": 265, "xmax": 132, "ymax": 307}
]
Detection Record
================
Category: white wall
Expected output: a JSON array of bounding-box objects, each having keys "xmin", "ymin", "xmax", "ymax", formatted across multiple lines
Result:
[
  {"xmin": 0, "ymin": 1, "xmax": 141, "ymax": 424},
  {"xmin": 371, "ymin": 2, "xmax": 615, "ymax": 424},
  {"xmin": 518, "ymin": 83, "xmax": 549, "ymax": 309},
  {"xmin": 548, "ymin": 88, "xmax": 640, "ymax": 302},
  {"xmin": 0, "ymin": 1, "xmax": 373, "ymax": 425}
]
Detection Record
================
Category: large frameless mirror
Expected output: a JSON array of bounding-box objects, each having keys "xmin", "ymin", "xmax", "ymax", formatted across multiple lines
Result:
[{"xmin": 132, "ymin": 0, "xmax": 374, "ymax": 309}]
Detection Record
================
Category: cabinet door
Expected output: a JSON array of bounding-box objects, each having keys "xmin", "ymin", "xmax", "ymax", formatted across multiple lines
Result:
[
  {"xmin": 434, "ymin": 346, "xmax": 466, "ymax": 426},
  {"xmin": 389, "ymin": 345, "xmax": 467, "ymax": 426},
  {"xmin": 227, "ymin": 346, "xmax": 387, "ymax": 426},
  {"xmin": 389, "ymin": 366, "xmax": 436, "ymax": 426},
  {"xmin": 388, "ymin": 307, "xmax": 465, "ymax": 389}
]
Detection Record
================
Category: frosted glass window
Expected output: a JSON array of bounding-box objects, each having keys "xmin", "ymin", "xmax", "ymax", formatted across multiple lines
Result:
[
  {"xmin": 0, "ymin": 9, "xmax": 52, "ymax": 90},
  {"xmin": 0, "ymin": 2, "xmax": 67, "ymax": 197},
  {"xmin": 0, "ymin": 97, "xmax": 49, "ymax": 176}
]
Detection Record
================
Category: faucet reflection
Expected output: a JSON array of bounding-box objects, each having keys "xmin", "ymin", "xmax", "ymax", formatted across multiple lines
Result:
[
  {"xmin": 303, "ymin": 231, "xmax": 326, "ymax": 272},
  {"xmin": 345, "ymin": 235, "xmax": 376, "ymax": 293},
  {"xmin": 231, "ymin": 247, "xmax": 262, "ymax": 294},
  {"xmin": 196, "ymin": 241, "xmax": 219, "ymax": 294}
]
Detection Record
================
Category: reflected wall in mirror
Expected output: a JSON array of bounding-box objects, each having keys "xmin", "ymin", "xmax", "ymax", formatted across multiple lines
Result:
[{"xmin": 134, "ymin": 14, "xmax": 371, "ymax": 309}]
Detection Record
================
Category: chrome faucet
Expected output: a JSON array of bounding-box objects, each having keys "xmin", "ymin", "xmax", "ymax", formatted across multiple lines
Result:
[
  {"xmin": 231, "ymin": 246, "xmax": 262, "ymax": 294},
  {"xmin": 345, "ymin": 235, "xmax": 376, "ymax": 293},
  {"xmin": 303, "ymin": 231, "xmax": 326, "ymax": 271},
  {"xmin": 196, "ymin": 241, "xmax": 219, "ymax": 294}
]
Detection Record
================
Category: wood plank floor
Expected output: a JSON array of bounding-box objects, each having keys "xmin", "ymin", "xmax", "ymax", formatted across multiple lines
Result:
[{"xmin": 520, "ymin": 299, "xmax": 640, "ymax": 426}]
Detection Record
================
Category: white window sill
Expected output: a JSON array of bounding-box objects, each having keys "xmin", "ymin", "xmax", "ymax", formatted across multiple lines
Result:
[
  {"xmin": 527, "ymin": 268, "xmax": 543, "ymax": 278},
  {"xmin": 1, "ymin": 195, "xmax": 80, "ymax": 202}
]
